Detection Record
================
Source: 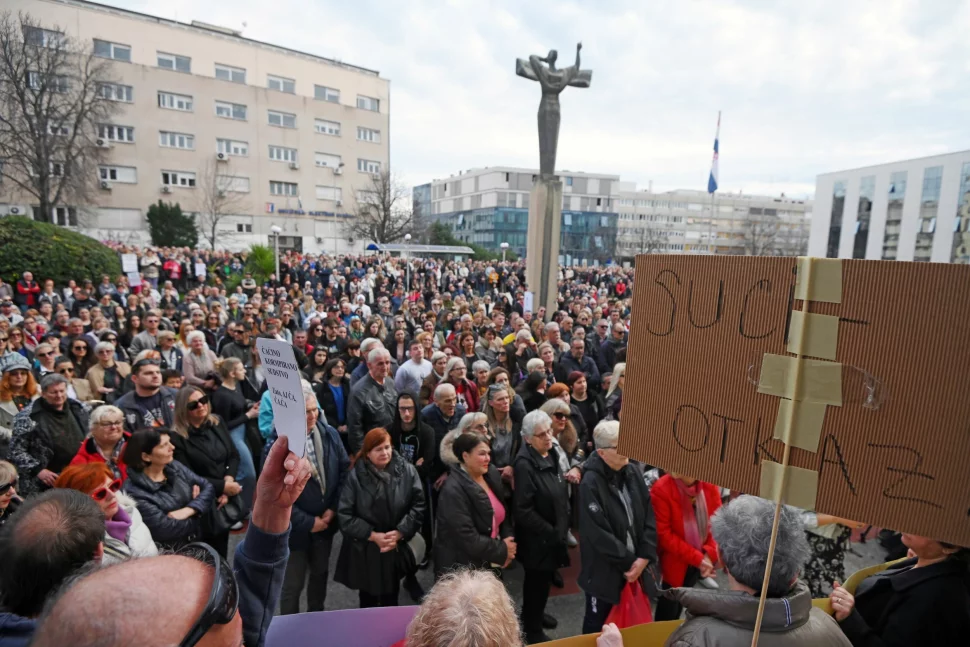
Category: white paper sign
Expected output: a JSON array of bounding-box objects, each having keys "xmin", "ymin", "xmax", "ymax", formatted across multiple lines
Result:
[
  {"xmin": 255, "ymin": 338, "xmax": 307, "ymax": 457},
  {"xmin": 126, "ymin": 272, "xmax": 141, "ymax": 287},
  {"xmin": 194, "ymin": 262, "xmax": 207, "ymax": 278},
  {"xmin": 523, "ymin": 291, "xmax": 534, "ymax": 314},
  {"xmin": 121, "ymin": 254, "xmax": 138, "ymax": 273}
]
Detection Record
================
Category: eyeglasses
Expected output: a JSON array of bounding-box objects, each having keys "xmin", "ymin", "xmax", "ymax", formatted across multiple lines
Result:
[
  {"xmin": 177, "ymin": 542, "xmax": 239, "ymax": 647},
  {"xmin": 58, "ymin": 368, "xmax": 75, "ymax": 375},
  {"xmin": 36, "ymin": 351, "xmax": 52, "ymax": 357},
  {"xmin": 98, "ymin": 419, "xmax": 124, "ymax": 428},
  {"xmin": 90, "ymin": 479, "xmax": 122, "ymax": 501},
  {"xmin": 552, "ymin": 412, "xmax": 568, "ymax": 420},
  {"xmin": 0, "ymin": 480, "xmax": 17, "ymax": 495},
  {"xmin": 73, "ymin": 346, "xmax": 87, "ymax": 352},
  {"xmin": 186, "ymin": 395, "xmax": 210, "ymax": 411},
  {"xmin": 0, "ymin": 337, "xmax": 7, "ymax": 343},
  {"xmin": 399, "ymin": 405, "xmax": 415, "ymax": 412}
]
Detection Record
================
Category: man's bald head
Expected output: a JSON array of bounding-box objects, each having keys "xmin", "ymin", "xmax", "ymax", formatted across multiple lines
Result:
[
  {"xmin": 32, "ymin": 554, "xmax": 242, "ymax": 647},
  {"xmin": 0, "ymin": 489, "xmax": 103, "ymax": 618}
]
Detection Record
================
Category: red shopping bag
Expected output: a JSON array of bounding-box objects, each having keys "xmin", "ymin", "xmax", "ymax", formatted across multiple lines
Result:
[{"xmin": 605, "ymin": 581, "xmax": 653, "ymax": 628}]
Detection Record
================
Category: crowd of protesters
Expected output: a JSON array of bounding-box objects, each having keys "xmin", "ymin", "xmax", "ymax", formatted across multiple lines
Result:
[{"xmin": 0, "ymin": 244, "xmax": 967, "ymax": 647}]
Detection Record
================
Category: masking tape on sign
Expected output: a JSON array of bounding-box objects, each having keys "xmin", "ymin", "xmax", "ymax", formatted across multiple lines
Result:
[
  {"xmin": 760, "ymin": 460, "xmax": 819, "ymax": 510},
  {"xmin": 758, "ymin": 354, "xmax": 843, "ymax": 406},
  {"xmin": 773, "ymin": 399, "xmax": 827, "ymax": 452},
  {"xmin": 795, "ymin": 257, "xmax": 842, "ymax": 304},
  {"xmin": 787, "ymin": 311, "xmax": 839, "ymax": 361}
]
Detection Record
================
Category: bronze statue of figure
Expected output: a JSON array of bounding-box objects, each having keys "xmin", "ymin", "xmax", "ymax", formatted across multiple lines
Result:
[{"xmin": 516, "ymin": 42, "xmax": 592, "ymax": 177}]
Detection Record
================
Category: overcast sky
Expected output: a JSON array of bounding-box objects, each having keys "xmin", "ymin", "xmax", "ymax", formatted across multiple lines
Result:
[{"xmin": 99, "ymin": 0, "xmax": 970, "ymax": 199}]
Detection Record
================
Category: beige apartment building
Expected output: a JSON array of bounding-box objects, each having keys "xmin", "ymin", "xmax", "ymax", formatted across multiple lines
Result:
[
  {"xmin": 1, "ymin": 0, "xmax": 390, "ymax": 252},
  {"xmin": 614, "ymin": 188, "xmax": 812, "ymax": 261}
]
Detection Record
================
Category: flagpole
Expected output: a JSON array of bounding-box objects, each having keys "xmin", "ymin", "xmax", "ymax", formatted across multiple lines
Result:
[{"xmin": 707, "ymin": 110, "xmax": 721, "ymax": 254}]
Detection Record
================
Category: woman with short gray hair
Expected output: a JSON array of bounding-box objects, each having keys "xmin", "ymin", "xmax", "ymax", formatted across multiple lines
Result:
[
  {"xmin": 87, "ymin": 341, "xmax": 131, "ymax": 405},
  {"xmin": 663, "ymin": 495, "xmax": 851, "ymax": 646},
  {"xmin": 513, "ymin": 409, "xmax": 570, "ymax": 643},
  {"xmin": 70, "ymin": 404, "xmax": 129, "ymax": 481},
  {"xmin": 183, "ymin": 330, "xmax": 218, "ymax": 390}
]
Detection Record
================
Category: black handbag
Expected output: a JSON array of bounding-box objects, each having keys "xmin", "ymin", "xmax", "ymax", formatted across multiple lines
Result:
[{"xmin": 203, "ymin": 494, "xmax": 245, "ymax": 535}]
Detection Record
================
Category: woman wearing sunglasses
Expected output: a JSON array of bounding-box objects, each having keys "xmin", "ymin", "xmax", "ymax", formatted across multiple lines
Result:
[
  {"xmin": 172, "ymin": 386, "xmax": 242, "ymax": 558},
  {"xmin": 67, "ymin": 339, "xmax": 94, "ymax": 379},
  {"xmin": 0, "ymin": 460, "xmax": 21, "ymax": 528},
  {"xmin": 0, "ymin": 354, "xmax": 40, "ymax": 443},
  {"xmin": 54, "ymin": 463, "xmax": 158, "ymax": 565}
]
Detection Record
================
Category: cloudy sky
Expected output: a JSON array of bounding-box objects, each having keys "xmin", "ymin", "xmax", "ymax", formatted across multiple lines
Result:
[{"xmin": 101, "ymin": 0, "xmax": 970, "ymax": 199}]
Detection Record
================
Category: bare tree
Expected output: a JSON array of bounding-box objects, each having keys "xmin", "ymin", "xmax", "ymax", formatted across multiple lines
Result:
[
  {"xmin": 0, "ymin": 12, "xmax": 118, "ymax": 223},
  {"xmin": 344, "ymin": 170, "xmax": 418, "ymax": 244},
  {"xmin": 741, "ymin": 213, "xmax": 782, "ymax": 256},
  {"xmin": 196, "ymin": 157, "xmax": 249, "ymax": 249},
  {"xmin": 635, "ymin": 224, "xmax": 665, "ymax": 254}
]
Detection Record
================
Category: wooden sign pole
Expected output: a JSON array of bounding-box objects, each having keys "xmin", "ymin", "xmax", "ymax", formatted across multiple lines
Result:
[{"xmin": 750, "ymin": 259, "xmax": 814, "ymax": 646}]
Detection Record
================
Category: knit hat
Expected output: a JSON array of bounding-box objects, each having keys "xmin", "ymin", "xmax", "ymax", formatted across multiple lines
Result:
[{"xmin": 0, "ymin": 353, "xmax": 31, "ymax": 374}]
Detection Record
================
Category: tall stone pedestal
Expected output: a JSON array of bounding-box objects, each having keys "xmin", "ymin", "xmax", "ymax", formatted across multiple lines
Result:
[{"xmin": 526, "ymin": 176, "xmax": 562, "ymax": 317}]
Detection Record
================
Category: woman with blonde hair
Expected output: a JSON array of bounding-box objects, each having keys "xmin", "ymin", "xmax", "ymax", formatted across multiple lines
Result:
[
  {"xmin": 171, "ymin": 385, "xmax": 242, "ymax": 556},
  {"xmin": 605, "ymin": 361, "xmax": 625, "ymax": 411},
  {"xmin": 482, "ymin": 384, "xmax": 521, "ymax": 486},
  {"xmin": 182, "ymin": 330, "xmax": 219, "ymax": 391},
  {"xmin": 364, "ymin": 316, "xmax": 388, "ymax": 343},
  {"xmin": 210, "ymin": 357, "xmax": 260, "ymax": 513},
  {"xmin": 87, "ymin": 341, "xmax": 131, "ymax": 405}
]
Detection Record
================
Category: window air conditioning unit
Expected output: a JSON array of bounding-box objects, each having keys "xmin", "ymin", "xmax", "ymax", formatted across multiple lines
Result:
[
  {"xmin": 333, "ymin": 167, "xmax": 343, "ymax": 175},
  {"xmin": 216, "ymin": 152, "xmax": 228, "ymax": 162},
  {"xmin": 96, "ymin": 138, "xmax": 110, "ymax": 148},
  {"xmin": 217, "ymin": 190, "xmax": 226, "ymax": 198},
  {"xmin": 9, "ymin": 207, "xmax": 20, "ymax": 215},
  {"xmin": 316, "ymin": 236, "xmax": 323, "ymax": 243},
  {"xmin": 336, "ymin": 200, "xmax": 343, "ymax": 207},
  {"xmin": 100, "ymin": 180, "xmax": 112, "ymax": 190},
  {"xmin": 160, "ymin": 185, "xmax": 172, "ymax": 194},
  {"xmin": 288, "ymin": 162, "xmax": 300, "ymax": 171}
]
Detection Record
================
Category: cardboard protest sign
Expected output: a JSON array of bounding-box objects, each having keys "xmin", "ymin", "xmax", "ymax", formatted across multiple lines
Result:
[
  {"xmin": 255, "ymin": 338, "xmax": 307, "ymax": 457},
  {"xmin": 620, "ymin": 255, "xmax": 970, "ymax": 546}
]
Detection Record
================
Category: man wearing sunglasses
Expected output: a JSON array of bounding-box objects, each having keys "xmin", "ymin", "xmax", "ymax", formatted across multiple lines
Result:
[{"xmin": 32, "ymin": 435, "xmax": 312, "ymax": 647}]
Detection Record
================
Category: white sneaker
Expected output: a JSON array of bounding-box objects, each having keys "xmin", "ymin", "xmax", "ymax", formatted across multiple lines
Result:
[
  {"xmin": 230, "ymin": 521, "xmax": 245, "ymax": 531},
  {"xmin": 699, "ymin": 577, "xmax": 719, "ymax": 589},
  {"xmin": 566, "ymin": 530, "xmax": 578, "ymax": 547}
]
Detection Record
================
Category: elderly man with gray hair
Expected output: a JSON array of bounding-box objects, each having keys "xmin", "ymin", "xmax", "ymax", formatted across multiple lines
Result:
[
  {"xmin": 350, "ymin": 337, "xmax": 399, "ymax": 386},
  {"xmin": 346, "ymin": 347, "xmax": 398, "ymax": 454},
  {"xmin": 7, "ymin": 373, "xmax": 89, "ymax": 496},
  {"xmin": 662, "ymin": 495, "xmax": 851, "ymax": 647},
  {"xmin": 578, "ymin": 419, "xmax": 657, "ymax": 635}
]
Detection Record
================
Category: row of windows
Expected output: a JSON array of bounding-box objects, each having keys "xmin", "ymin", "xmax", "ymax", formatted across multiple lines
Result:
[
  {"xmin": 97, "ymin": 124, "xmax": 370, "ymax": 172},
  {"xmin": 87, "ymin": 36, "xmax": 381, "ymax": 111}
]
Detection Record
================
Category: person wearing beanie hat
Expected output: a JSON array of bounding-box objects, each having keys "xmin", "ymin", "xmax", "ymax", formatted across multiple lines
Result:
[{"xmin": 0, "ymin": 354, "xmax": 40, "ymax": 450}]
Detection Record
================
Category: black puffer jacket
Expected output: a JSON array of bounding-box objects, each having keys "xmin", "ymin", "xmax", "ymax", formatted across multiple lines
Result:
[
  {"xmin": 434, "ymin": 463, "xmax": 512, "ymax": 576},
  {"xmin": 512, "ymin": 443, "xmax": 570, "ymax": 572},
  {"xmin": 170, "ymin": 417, "xmax": 240, "ymax": 496},
  {"xmin": 123, "ymin": 460, "xmax": 216, "ymax": 548},
  {"xmin": 578, "ymin": 451, "xmax": 658, "ymax": 604},
  {"xmin": 334, "ymin": 453, "xmax": 425, "ymax": 595}
]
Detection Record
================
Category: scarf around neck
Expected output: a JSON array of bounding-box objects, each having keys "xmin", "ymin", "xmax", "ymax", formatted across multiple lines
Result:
[{"xmin": 674, "ymin": 478, "xmax": 709, "ymax": 551}]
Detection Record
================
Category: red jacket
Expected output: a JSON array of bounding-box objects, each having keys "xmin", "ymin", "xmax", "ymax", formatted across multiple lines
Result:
[
  {"xmin": 69, "ymin": 433, "xmax": 131, "ymax": 482},
  {"xmin": 651, "ymin": 474, "xmax": 722, "ymax": 586}
]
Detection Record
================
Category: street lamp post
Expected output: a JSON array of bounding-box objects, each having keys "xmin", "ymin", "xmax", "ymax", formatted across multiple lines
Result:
[
  {"xmin": 404, "ymin": 233, "xmax": 412, "ymax": 289},
  {"xmin": 500, "ymin": 242, "xmax": 509, "ymax": 263},
  {"xmin": 270, "ymin": 225, "xmax": 282, "ymax": 281}
]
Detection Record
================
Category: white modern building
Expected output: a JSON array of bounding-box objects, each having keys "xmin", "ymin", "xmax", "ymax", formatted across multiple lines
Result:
[
  {"xmin": 1, "ymin": 0, "xmax": 390, "ymax": 253},
  {"xmin": 419, "ymin": 167, "xmax": 621, "ymax": 265},
  {"xmin": 808, "ymin": 150, "xmax": 970, "ymax": 263},
  {"xmin": 615, "ymin": 188, "xmax": 812, "ymax": 260}
]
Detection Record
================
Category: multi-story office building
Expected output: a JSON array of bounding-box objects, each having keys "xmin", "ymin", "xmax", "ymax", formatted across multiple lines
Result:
[
  {"xmin": 422, "ymin": 167, "xmax": 620, "ymax": 265},
  {"xmin": 615, "ymin": 189, "xmax": 812, "ymax": 261},
  {"xmin": 809, "ymin": 150, "xmax": 970, "ymax": 263},
  {"xmin": 1, "ymin": 0, "xmax": 390, "ymax": 252}
]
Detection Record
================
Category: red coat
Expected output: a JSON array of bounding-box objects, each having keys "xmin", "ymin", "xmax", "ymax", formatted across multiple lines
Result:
[
  {"xmin": 651, "ymin": 474, "xmax": 721, "ymax": 587},
  {"xmin": 69, "ymin": 433, "xmax": 131, "ymax": 482}
]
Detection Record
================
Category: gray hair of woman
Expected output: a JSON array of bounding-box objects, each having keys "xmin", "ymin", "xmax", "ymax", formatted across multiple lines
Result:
[
  {"xmin": 539, "ymin": 398, "xmax": 577, "ymax": 455},
  {"xmin": 444, "ymin": 357, "xmax": 466, "ymax": 379},
  {"xmin": 471, "ymin": 360, "xmax": 491, "ymax": 376},
  {"xmin": 712, "ymin": 495, "xmax": 810, "ymax": 597},
  {"xmin": 456, "ymin": 412, "xmax": 487, "ymax": 435},
  {"xmin": 520, "ymin": 410, "xmax": 552, "ymax": 440},
  {"xmin": 525, "ymin": 358, "xmax": 545, "ymax": 374},
  {"xmin": 94, "ymin": 341, "xmax": 116, "ymax": 356},
  {"xmin": 605, "ymin": 362, "xmax": 625, "ymax": 400},
  {"xmin": 405, "ymin": 569, "xmax": 524, "ymax": 647},
  {"xmin": 592, "ymin": 419, "xmax": 619, "ymax": 450},
  {"xmin": 88, "ymin": 404, "xmax": 124, "ymax": 432},
  {"xmin": 186, "ymin": 330, "xmax": 206, "ymax": 347}
]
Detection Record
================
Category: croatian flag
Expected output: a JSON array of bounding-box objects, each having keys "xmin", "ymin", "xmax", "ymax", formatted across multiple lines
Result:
[{"xmin": 707, "ymin": 111, "xmax": 720, "ymax": 194}]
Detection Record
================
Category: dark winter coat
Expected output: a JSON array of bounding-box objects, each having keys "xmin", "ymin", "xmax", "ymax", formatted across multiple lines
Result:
[
  {"xmin": 434, "ymin": 463, "xmax": 512, "ymax": 576},
  {"xmin": 334, "ymin": 454, "xmax": 425, "ymax": 595},
  {"xmin": 554, "ymin": 351, "xmax": 601, "ymax": 392},
  {"xmin": 512, "ymin": 443, "xmax": 570, "ymax": 572},
  {"xmin": 315, "ymin": 377, "xmax": 350, "ymax": 428},
  {"xmin": 578, "ymin": 451, "xmax": 658, "ymax": 605},
  {"xmin": 839, "ymin": 556, "xmax": 970, "ymax": 647},
  {"xmin": 421, "ymin": 402, "xmax": 466, "ymax": 480},
  {"xmin": 7, "ymin": 398, "xmax": 90, "ymax": 496},
  {"xmin": 170, "ymin": 417, "xmax": 240, "ymax": 496},
  {"xmin": 263, "ymin": 422, "xmax": 350, "ymax": 552},
  {"xmin": 123, "ymin": 460, "xmax": 216, "ymax": 548}
]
